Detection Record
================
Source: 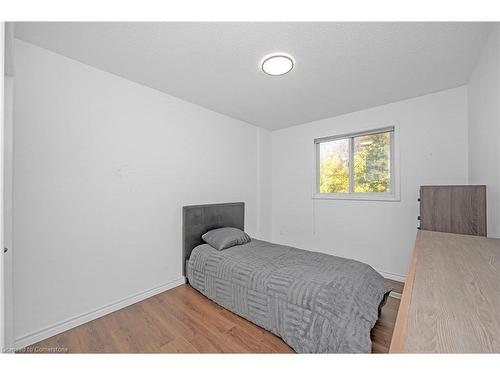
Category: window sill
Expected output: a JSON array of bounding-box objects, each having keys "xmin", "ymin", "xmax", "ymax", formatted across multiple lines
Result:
[{"xmin": 312, "ymin": 193, "xmax": 400, "ymax": 202}]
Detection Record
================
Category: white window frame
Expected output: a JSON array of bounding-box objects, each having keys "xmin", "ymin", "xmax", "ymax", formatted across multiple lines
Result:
[{"xmin": 313, "ymin": 125, "xmax": 400, "ymax": 201}]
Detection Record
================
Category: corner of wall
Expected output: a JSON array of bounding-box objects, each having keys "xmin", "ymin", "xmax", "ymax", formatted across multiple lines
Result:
[
  {"xmin": 464, "ymin": 84, "xmax": 470, "ymax": 184},
  {"xmin": 466, "ymin": 23, "xmax": 500, "ymax": 238},
  {"xmin": 256, "ymin": 127, "xmax": 273, "ymax": 241}
]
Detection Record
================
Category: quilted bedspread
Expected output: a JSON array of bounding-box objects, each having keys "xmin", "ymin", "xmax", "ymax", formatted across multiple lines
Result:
[{"xmin": 187, "ymin": 239, "xmax": 391, "ymax": 353}]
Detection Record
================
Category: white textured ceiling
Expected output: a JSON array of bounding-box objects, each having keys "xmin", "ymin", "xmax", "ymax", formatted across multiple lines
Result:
[{"xmin": 14, "ymin": 22, "xmax": 493, "ymax": 130}]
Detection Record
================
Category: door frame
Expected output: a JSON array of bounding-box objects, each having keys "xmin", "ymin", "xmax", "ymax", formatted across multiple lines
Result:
[
  {"xmin": 1, "ymin": 21, "xmax": 15, "ymax": 352},
  {"xmin": 1, "ymin": 20, "xmax": 6, "ymax": 352}
]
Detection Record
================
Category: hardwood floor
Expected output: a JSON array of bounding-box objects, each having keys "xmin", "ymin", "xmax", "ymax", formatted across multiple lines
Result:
[
  {"xmin": 24, "ymin": 280, "xmax": 403, "ymax": 354},
  {"xmin": 371, "ymin": 294, "xmax": 400, "ymax": 353},
  {"xmin": 385, "ymin": 279, "xmax": 404, "ymax": 294}
]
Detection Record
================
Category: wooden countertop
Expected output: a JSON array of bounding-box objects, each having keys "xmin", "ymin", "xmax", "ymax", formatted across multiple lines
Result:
[{"xmin": 390, "ymin": 230, "xmax": 500, "ymax": 353}]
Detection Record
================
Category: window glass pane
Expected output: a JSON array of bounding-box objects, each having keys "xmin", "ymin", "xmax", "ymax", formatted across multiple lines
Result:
[
  {"xmin": 319, "ymin": 138, "xmax": 349, "ymax": 193},
  {"xmin": 353, "ymin": 132, "xmax": 391, "ymax": 193}
]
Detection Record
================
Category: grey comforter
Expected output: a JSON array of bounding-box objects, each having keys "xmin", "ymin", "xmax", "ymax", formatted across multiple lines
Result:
[{"xmin": 187, "ymin": 239, "xmax": 391, "ymax": 353}]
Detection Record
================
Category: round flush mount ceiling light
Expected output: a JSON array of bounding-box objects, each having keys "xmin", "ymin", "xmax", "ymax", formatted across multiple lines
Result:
[{"xmin": 261, "ymin": 54, "xmax": 294, "ymax": 76}]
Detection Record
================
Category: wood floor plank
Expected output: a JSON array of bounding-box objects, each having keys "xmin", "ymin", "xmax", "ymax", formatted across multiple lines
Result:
[
  {"xmin": 162, "ymin": 287, "xmax": 236, "ymax": 335},
  {"xmin": 371, "ymin": 296, "xmax": 400, "ymax": 353},
  {"xmin": 158, "ymin": 336, "xmax": 200, "ymax": 354},
  {"xmin": 386, "ymin": 279, "xmax": 404, "ymax": 294},
  {"xmin": 152, "ymin": 294, "xmax": 231, "ymax": 353},
  {"xmin": 24, "ymin": 280, "xmax": 401, "ymax": 354}
]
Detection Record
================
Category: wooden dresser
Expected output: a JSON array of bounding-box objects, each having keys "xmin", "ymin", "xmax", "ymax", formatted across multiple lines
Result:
[
  {"xmin": 390, "ymin": 230, "xmax": 500, "ymax": 353},
  {"xmin": 419, "ymin": 185, "xmax": 487, "ymax": 236}
]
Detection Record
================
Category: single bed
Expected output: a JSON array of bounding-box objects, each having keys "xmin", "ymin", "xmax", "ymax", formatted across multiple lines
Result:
[{"xmin": 183, "ymin": 202, "xmax": 391, "ymax": 353}]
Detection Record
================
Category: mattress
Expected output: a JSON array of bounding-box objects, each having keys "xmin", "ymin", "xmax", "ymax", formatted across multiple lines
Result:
[{"xmin": 187, "ymin": 238, "xmax": 391, "ymax": 353}]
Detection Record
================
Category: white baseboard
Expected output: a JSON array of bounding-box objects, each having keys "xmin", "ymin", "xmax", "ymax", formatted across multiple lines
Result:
[
  {"xmin": 389, "ymin": 291, "xmax": 402, "ymax": 300},
  {"xmin": 14, "ymin": 276, "xmax": 186, "ymax": 350},
  {"xmin": 377, "ymin": 269, "xmax": 406, "ymax": 283}
]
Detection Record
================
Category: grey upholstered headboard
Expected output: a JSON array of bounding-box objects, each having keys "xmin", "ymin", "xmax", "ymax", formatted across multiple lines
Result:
[{"xmin": 182, "ymin": 202, "xmax": 244, "ymax": 275}]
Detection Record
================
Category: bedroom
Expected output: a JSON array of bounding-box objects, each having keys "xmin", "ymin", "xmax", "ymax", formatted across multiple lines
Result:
[{"xmin": 1, "ymin": 1, "xmax": 500, "ymax": 372}]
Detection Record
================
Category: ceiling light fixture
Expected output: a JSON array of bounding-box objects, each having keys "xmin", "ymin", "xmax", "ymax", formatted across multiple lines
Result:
[{"xmin": 261, "ymin": 54, "xmax": 294, "ymax": 76}]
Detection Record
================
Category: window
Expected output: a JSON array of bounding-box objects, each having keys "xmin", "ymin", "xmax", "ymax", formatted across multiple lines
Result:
[{"xmin": 314, "ymin": 127, "xmax": 396, "ymax": 200}]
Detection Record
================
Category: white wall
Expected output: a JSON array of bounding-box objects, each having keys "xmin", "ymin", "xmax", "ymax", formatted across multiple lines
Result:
[
  {"xmin": 12, "ymin": 39, "xmax": 263, "ymax": 345},
  {"xmin": 468, "ymin": 25, "xmax": 500, "ymax": 238},
  {"xmin": 257, "ymin": 127, "xmax": 273, "ymax": 241},
  {"xmin": 271, "ymin": 87, "xmax": 469, "ymax": 280}
]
